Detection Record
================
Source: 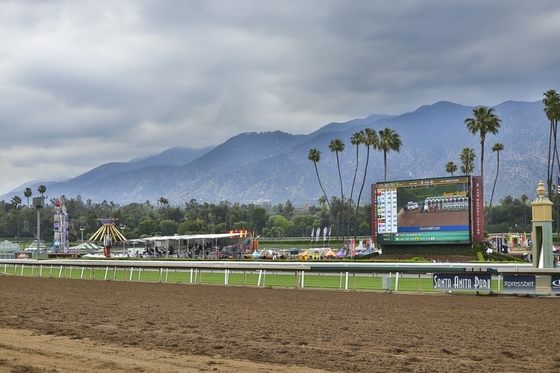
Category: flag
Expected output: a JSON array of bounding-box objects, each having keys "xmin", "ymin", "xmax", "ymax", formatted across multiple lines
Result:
[
  {"xmin": 316, "ymin": 227, "xmax": 321, "ymax": 242},
  {"xmin": 310, "ymin": 228, "xmax": 314, "ymax": 241},
  {"xmin": 557, "ymin": 176, "xmax": 560, "ymax": 194},
  {"xmin": 323, "ymin": 227, "xmax": 327, "ymax": 241}
]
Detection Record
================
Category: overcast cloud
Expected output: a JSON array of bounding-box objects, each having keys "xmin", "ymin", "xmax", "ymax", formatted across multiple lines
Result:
[{"xmin": 1, "ymin": 0, "xmax": 559, "ymax": 195}]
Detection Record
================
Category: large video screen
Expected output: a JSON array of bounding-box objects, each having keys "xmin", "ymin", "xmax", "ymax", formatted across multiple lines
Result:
[{"xmin": 373, "ymin": 176, "xmax": 473, "ymax": 245}]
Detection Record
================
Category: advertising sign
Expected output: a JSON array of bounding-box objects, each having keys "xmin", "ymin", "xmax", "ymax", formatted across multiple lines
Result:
[
  {"xmin": 373, "ymin": 176, "xmax": 472, "ymax": 245},
  {"xmin": 502, "ymin": 275, "xmax": 536, "ymax": 294},
  {"xmin": 471, "ymin": 176, "xmax": 485, "ymax": 242},
  {"xmin": 552, "ymin": 275, "xmax": 560, "ymax": 294},
  {"xmin": 433, "ymin": 274, "xmax": 492, "ymax": 291}
]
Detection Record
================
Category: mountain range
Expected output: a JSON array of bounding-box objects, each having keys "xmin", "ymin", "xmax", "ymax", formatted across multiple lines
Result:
[{"xmin": 1, "ymin": 100, "xmax": 549, "ymax": 206}]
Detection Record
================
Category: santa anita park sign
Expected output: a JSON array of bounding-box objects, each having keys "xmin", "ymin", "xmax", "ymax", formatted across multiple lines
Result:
[{"xmin": 433, "ymin": 273, "xmax": 560, "ymax": 294}]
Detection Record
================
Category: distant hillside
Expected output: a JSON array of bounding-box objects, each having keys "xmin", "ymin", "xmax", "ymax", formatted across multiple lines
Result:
[{"xmin": 1, "ymin": 100, "xmax": 549, "ymax": 206}]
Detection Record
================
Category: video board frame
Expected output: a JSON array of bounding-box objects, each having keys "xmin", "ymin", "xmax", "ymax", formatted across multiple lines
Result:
[{"xmin": 372, "ymin": 176, "xmax": 483, "ymax": 245}]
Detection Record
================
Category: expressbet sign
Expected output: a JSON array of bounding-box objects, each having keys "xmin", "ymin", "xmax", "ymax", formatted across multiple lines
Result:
[
  {"xmin": 433, "ymin": 274, "xmax": 492, "ymax": 291},
  {"xmin": 503, "ymin": 275, "xmax": 536, "ymax": 294}
]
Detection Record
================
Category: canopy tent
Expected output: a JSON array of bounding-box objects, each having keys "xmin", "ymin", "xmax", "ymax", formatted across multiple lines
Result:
[
  {"xmin": 133, "ymin": 232, "xmax": 252, "ymax": 258},
  {"xmin": 336, "ymin": 249, "xmax": 346, "ymax": 258},
  {"xmin": 69, "ymin": 242, "xmax": 103, "ymax": 251},
  {"xmin": 324, "ymin": 249, "xmax": 336, "ymax": 258}
]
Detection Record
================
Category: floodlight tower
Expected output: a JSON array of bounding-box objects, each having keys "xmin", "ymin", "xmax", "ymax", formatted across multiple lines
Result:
[{"xmin": 32, "ymin": 196, "xmax": 44, "ymax": 259}]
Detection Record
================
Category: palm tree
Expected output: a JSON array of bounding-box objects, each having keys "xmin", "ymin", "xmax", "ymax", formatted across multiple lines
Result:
[
  {"xmin": 348, "ymin": 131, "xmax": 365, "ymax": 238},
  {"xmin": 349, "ymin": 131, "xmax": 365, "ymax": 207},
  {"xmin": 445, "ymin": 162, "xmax": 457, "ymax": 177},
  {"xmin": 543, "ymin": 89, "xmax": 560, "ymax": 196},
  {"xmin": 378, "ymin": 127, "xmax": 402, "ymax": 181},
  {"xmin": 24, "ymin": 187, "xmax": 32, "ymax": 208},
  {"xmin": 464, "ymin": 106, "xmax": 501, "ymax": 182},
  {"xmin": 10, "ymin": 196, "xmax": 22, "ymax": 238},
  {"xmin": 308, "ymin": 148, "xmax": 331, "ymax": 211},
  {"xmin": 460, "ymin": 147, "xmax": 476, "ymax": 175},
  {"xmin": 355, "ymin": 128, "xmax": 378, "ymax": 239},
  {"xmin": 37, "ymin": 185, "xmax": 47, "ymax": 203},
  {"xmin": 520, "ymin": 194, "xmax": 528, "ymax": 227},
  {"xmin": 489, "ymin": 143, "xmax": 504, "ymax": 208},
  {"xmin": 329, "ymin": 138, "xmax": 345, "ymax": 244}
]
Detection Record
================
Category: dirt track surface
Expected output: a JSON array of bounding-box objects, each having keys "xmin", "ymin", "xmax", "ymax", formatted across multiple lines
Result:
[
  {"xmin": 397, "ymin": 209, "xmax": 468, "ymax": 227},
  {"xmin": 1, "ymin": 275, "xmax": 560, "ymax": 372}
]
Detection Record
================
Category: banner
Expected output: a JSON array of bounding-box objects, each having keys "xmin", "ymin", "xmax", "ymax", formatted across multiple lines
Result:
[
  {"xmin": 433, "ymin": 274, "xmax": 492, "ymax": 291},
  {"xmin": 503, "ymin": 275, "xmax": 535, "ymax": 294},
  {"xmin": 471, "ymin": 175, "xmax": 484, "ymax": 242}
]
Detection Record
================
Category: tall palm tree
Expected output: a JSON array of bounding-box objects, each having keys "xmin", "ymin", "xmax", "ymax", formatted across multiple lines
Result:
[
  {"xmin": 10, "ymin": 196, "xmax": 22, "ymax": 238},
  {"xmin": 349, "ymin": 131, "xmax": 366, "ymax": 207},
  {"xmin": 445, "ymin": 161, "xmax": 457, "ymax": 177},
  {"xmin": 378, "ymin": 127, "xmax": 402, "ymax": 181},
  {"xmin": 520, "ymin": 194, "xmax": 528, "ymax": 227},
  {"xmin": 464, "ymin": 106, "xmax": 501, "ymax": 183},
  {"xmin": 489, "ymin": 143, "xmax": 504, "ymax": 208},
  {"xmin": 348, "ymin": 131, "xmax": 365, "ymax": 238},
  {"xmin": 355, "ymin": 128, "xmax": 379, "ymax": 239},
  {"xmin": 24, "ymin": 187, "xmax": 32, "ymax": 208},
  {"xmin": 37, "ymin": 185, "xmax": 47, "ymax": 202},
  {"xmin": 308, "ymin": 148, "xmax": 331, "ymax": 211},
  {"xmin": 329, "ymin": 139, "xmax": 345, "ymax": 244},
  {"xmin": 460, "ymin": 147, "xmax": 476, "ymax": 175},
  {"xmin": 543, "ymin": 89, "xmax": 560, "ymax": 196}
]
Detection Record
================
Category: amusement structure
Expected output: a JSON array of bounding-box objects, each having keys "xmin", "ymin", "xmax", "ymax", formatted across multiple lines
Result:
[
  {"xmin": 89, "ymin": 218, "xmax": 127, "ymax": 257},
  {"xmin": 52, "ymin": 198, "xmax": 69, "ymax": 253}
]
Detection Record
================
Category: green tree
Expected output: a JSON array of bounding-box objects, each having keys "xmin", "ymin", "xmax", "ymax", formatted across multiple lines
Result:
[
  {"xmin": 464, "ymin": 106, "xmax": 501, "ymax": 182},
  {"xmin": 378, "ymin": 127, "xmax": 402, "ymax": 181},
  {"xmin": 159, "ymin": 219, "xmax": 178, "ymax": 236},
  {"xmin": 445, "ymin": 161, "xmax": 457, "ymax": 177},
  {"xmin": 460, "ymin": 147, "xmax": 476, "ymax": 175},
  {"xmin": 489, "ymin": 143, "xmax": 504, "ymax": 208},
  {"xmin": 136, "ymin": 218, "xmax": 159, "ymax": 236},
  {"xmin": 249, "ymin": 206, "xmax": 268, "ymax": 236},
  {"xmin": 543, "ymin": 89, "xmax": 560, "ymax": 196},
  {"xmin": 308, "ymin": 148, "xmax": 331, "ymax": 211}
]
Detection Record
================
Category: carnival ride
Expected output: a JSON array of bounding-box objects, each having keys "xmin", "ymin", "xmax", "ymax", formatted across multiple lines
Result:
[
  {"xmin": 52, "ymin": 198, "xmax": 69, "ymax": 253},
  {"xmin": 88, "ymin": 218, "xmax": 127, "ymax": 257}
]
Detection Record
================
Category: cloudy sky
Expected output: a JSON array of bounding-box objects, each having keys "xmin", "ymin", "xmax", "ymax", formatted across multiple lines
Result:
[{"xmin": 1, "ymin": 0, "xmax": 559, "ymax": 195}]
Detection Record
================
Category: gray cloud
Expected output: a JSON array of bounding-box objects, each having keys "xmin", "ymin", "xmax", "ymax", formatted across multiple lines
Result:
[{"xmin": 0, "ymin": 0, "xmax": 559, "ymax": 195}]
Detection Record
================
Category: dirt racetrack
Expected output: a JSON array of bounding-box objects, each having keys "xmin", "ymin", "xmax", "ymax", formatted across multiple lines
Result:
[{"xmin": 1, "ymin": 275, "xmax": 560, "ymax": 373}]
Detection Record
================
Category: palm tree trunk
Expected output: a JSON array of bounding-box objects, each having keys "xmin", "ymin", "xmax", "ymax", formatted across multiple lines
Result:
[
  {"xmin": 383, "ymin": 150, "xmax": 387, "ymax": 181},
  {"xmin": 489, "ymin": 152, "xmax": 499, "ymax": 209},
  {"xmin": 355, "ymin": 146, "xmax": 371, "ymax": 241},
  {"xmin": 335, "ymin": 153, "xmax": 345, "ymax": 249},
  {"xmin": 314, "ymin": 163, "xmax": 331, "ymax": 211},
  {"xmin": 547, "ymin": 120, "xmax": 554, "ymax": 196}
]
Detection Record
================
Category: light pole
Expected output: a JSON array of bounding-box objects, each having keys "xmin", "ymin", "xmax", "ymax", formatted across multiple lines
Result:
[
  {"xmin": 120, "ymin": 225, "xmax": 126, "ymax": 255},
  {"xmin": 32, "ymin": 196, "xmax": 44, "ymax": 259},
  {"xmin": 80, "ymin": 224, "xmax": 86, "ymax": 243}
]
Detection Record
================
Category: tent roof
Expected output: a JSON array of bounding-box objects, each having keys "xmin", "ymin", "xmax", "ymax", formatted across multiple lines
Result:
[{"xmin": 70, "ymin": 242, "xmax": 103, "ymax": 250}]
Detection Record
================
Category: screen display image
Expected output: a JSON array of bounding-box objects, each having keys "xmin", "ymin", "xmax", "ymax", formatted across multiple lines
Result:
[{"xmin": 374, "ymin": 176, "xmax": 471, "ymax": 245}]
